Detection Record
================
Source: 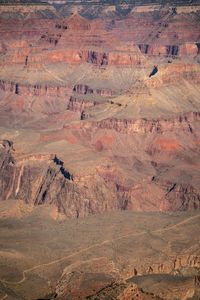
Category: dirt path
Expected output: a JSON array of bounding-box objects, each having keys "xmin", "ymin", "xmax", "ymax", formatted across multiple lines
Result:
[
  {"xmin": 0, "ymin": 294, "xmax": 7, "ymax": 300},
  {"xmin": 43, "ymin": 65, "xmax": 67, "ymax": 84},
  {"xmin": 1, "ymin": 213, "xmax": 200, "ymax": 286}
]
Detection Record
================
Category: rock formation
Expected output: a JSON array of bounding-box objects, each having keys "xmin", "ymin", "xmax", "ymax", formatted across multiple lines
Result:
[
  {"xmin": 0, "ymin": 0, "xmax": 200, "ymax": 218},
  {"xmin": 0, "ymin": 2, "xmax": 200, "ymax": 300}
]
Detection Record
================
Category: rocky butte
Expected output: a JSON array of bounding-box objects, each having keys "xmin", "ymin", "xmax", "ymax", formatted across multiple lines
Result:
[{"xmin": 0, "ymin": 0, "xmax": 200, "ymax": 299}]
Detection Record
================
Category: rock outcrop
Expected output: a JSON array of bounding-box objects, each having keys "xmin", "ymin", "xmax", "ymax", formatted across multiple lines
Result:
[
  {"xmin": 0, "ymin": 80, "xmax": 71, "ymax": 98},
  {"xmin": 95, "ymin": 112, "xmax": 200, "ymax": 135}
]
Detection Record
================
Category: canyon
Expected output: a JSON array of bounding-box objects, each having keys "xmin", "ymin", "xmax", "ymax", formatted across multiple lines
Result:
[{"xmin": 0, "ymin": 0, "xmax": 200, "ymax": 299}]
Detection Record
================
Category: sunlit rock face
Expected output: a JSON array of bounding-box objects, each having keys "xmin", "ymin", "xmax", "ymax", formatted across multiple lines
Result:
[{"xmin": 0, "ymin": 0, "xmax": 200, "ymax": 218}]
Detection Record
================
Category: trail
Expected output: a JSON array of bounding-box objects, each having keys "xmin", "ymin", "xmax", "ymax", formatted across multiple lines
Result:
[
  {"xmin": 0, "ymin": 294, "xmax": 7, "ymax": 300},
  {"xmin": 43, "ymin": 65, "xmax": 67, "ymax": 84},
  {"xmin": 1, "ymin": 213, "xmax": 200, "ymax": 286},
  {"xmin": 113, "ymin": 212, "xmax": 200, "ymax": 242}
]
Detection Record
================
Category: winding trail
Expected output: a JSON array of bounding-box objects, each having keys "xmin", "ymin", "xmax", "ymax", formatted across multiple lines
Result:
[
  {"xmin": 0, "ymin": 294, "xmax": 7, "ymax": 300},
  {"xmin": 1, "ymin": 213, "xmax": 200, "ymax": 286}
]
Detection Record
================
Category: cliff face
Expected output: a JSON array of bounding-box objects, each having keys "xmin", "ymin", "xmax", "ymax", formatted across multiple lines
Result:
[
  {"xmin": 0, "ymin": 139, "xmax": 121, "ymax": 217},
  {"xmin": 0, "ymin": 4, "xmax": 200, "ymax": 300},
  {"xmin": 52, "ymin": 245, "xmax": 200, "ymax": 300},
  {"xmin": 95, "ymin": 112, "xmax": 200, "ymax": 134},
  {"xmin": 0, "ymin": 2, "xmax": 200, "ymax": 217},
  {"xmin": 0, "ymin": 80, "xmax": 71, "ymax": 98},
  {"xmin": 1, "ymin": 4, "xmax": 200, "ymax": 69},
  {"xmin": 0, "ymin": 140, "xmax": 15, "ymax": 201},
  {"xmin": 1, "ymin": 106, "xmax": 200, "ymax": 218}
]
